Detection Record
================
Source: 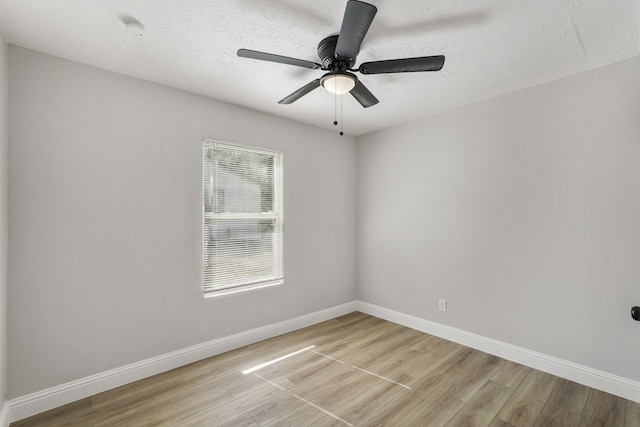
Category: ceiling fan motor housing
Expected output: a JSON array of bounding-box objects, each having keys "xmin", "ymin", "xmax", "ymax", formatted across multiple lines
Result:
[{"xmin": 317, "ymin": 35, "xmax": 354, "ymax": 70}]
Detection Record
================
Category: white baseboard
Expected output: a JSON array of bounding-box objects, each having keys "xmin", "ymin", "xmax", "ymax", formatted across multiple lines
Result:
[
  {"xmin": 0, "ymin": 401, "xmax": 9, "ymax": 427},
  {"xmin": 8, "ymin": 301, "xmax": 357, "ymax": 423},
  {"xmin": 355, "ymin": 300, "xmax": 640, "ymax": 404}
]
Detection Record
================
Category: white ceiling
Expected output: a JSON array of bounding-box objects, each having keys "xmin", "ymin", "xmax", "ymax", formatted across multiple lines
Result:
[{"xmin": 0, "ymin": 0, "xmax": 637, "ymax": 136}]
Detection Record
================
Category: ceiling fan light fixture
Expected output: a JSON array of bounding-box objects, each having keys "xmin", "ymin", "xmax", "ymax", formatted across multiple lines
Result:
[{"xmin": 321, "ymin": 73, "xmax": 357, "ymax": 94}]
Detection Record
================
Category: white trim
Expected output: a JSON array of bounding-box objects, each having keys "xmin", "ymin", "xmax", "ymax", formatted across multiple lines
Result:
[
  {"xmin": 8, "ymin": 301, "xmax": 357, "ymax": 423},
  {"xmin": 355, "ymin": 300, "xmax": 640, "ymax": 404},
  {"xmin": 203, "ymin": 278, "xmax": 283, "ymax": 299},
  {"xmin": 203, "ymin": 138, "xmax": 284, "ymax": 156},
  {"xmin": 0, "ymin": 401, "xmax": 9, "ymax": 427}
]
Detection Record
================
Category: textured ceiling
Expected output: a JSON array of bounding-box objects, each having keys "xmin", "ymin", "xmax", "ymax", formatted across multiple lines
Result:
[{"xmin": 0, "ymin": 0, "xmax": 637, "ymax": 136}]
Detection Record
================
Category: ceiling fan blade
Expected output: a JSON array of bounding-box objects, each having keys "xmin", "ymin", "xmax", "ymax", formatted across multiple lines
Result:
[
  {"xmin": 359, "ymin": 55, "xmax": 445, "ymax": 74},
  {"xmin": 350, "ymin": 80, "xmax": 379, "ymax": 108},
  {"xmin": 278, "ymin": 79, "xmax": 322, "ymax": 104},
  {"xmin": 237, "ymin": 49, "xmax": 321, "ymax": 70},
  {"xmin": 335, "ymin": 0, "xmax": 377, "ymax": 63}
]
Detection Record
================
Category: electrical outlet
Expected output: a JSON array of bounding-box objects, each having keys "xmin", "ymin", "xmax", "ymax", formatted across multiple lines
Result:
[{"xmin": 438, "ymin": 299, "xmax": 447, "ymax": 312}]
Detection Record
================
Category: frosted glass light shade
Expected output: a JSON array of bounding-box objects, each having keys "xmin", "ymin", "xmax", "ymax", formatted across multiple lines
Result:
[{"xmin": 321, "ymin": 73, "xmax": 357, "ymax": 94}]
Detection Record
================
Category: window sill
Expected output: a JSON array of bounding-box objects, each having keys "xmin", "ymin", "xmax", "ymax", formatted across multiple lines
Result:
[{"xmin": 203, "ymin": 279, "xmax": 283, "ymax": 299}]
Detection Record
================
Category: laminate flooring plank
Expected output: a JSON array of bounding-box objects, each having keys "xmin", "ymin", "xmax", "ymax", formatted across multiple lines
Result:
[
  {"xmin": 579, "ymin": 389, "xmax": 626, "ymax": 427},
  {"xmin": 410, "ymin": 354, "xmax": 463, "ymax": 397},
  {"xmin": 194, "ymin": 347, "xmax": 257, "ymax": 379},
  {"xmin": 324, "ymin": 312, "xmax": 372, "ymax": 334},
  {"xmin": 247, "ymin": 393, "xmax": 324, "ymax": 426},
  {"xmin": 309, "ymin": 342, "xmax": 354, "ymax": 365},
  {"xmin": 90, "ymin": 364, "xmax": 213, "ymax": 410},
  {"xmin": 491, "ymin": 360, "xmax": 532, "ymax": 389},
  {"xmin": 349, "ymin": 347, "xmax": 425, "ymax": 386},
  {"xmin": 368, "ymin": 325, "xmax": 429, "ymax": 352},
  {"xmin": 626, "ymin": 400, "xmax": 640, "ymax": 427},
  {"xmin": 532, "ymin": 378, "xmax": 589, "ymax": 427},
  {"xmin": 409, "ymin": 332, "xmax": 444, "ymax": 352},
  {"xmin": 398, "ymin": 391, "xmax": 467, "ymax": 427},
  {"xmin": 91, "ymin": 380, "xmax": 235, "ymax": 427},
  {"xmin": 302, "ymin": 327, "xmax": 385, "ymax": 366},
  {"xmin": 495, "ymin": 369, "xmax": 558, "ymax": 427},
  {"xmin": 220, "ymin": 370, "xmax": 282, "ymax": 399},
  {"xmin": 399, "ymin": 338, "xmax": 466, "ymax": 384},
  {"xmin": 88, "ymin": 368, "xmax": 234, "ymax": 426},
  {"xmin": 95, "ymin": 372, "xmax": 257, "ymax": 426},
  {"xmin": 357, "ymin": 385, "xmax": 453, "ymax": 426},
  {"xmin": 444, "ymin": 380, "xmax": 515, "ymax": 427},
  {"xmin": 412, "ymin": 335, "xmax": 466, "ymax": 360},
  {"xmin": 149, "ymin": 379, "xmax": 284, "ymax": 427},
  {"xmin": 308, "ymin": 414, "xmax": 354, "ymax": 427},
  {"xmin": 336, "ymin": 317, "xmax": 398, "ymax": 346},
  {"xmin": 413, "ymin": 347, "xmax": 504, "ymax": 403},
  {"xmin": 348, "ymin": 335, "xmax": 426, "ymax": 371},
  {"xmin": 10, "ymin": 398, "xmax": 93, "ymax": 427},
  {"xmin": 273, "ymin": 351, "xmax": 351, "ymax": 391},
  {"xmin": 447, "ymin": 350, "xmax": 505, "ymax": 402},
  {"xmin": 335, "ymin": 313, "xmax": 387, "ymax": 339},
  {"xmin": 252, "ymin": 348, "xmax": 337, "ymax": 388},
  {"xmin": 258, "ymin": 397, "xmax": 328, "ymax": 427},
  {"xmin": 293, "ymin": 364, "xmax": 382, "ymax": 416},
  {"xmin": 489, "ymin": 419, "xmax": 517, "ymax": 427},
  {"xmin": 341, "ymin": 322, "xmax": 407, "ymax": 359},
  {"xmin": 216, "ymin": 412, "xmax": 257, "ymax": 427},
  {"xmin": 331, "ymin": 374, "xmax": 412, "ymax": 424}
]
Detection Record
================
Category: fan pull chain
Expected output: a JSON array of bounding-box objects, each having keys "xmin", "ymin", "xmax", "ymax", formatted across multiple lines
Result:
[
  {"xmin": 334, "ymin": 88, "xmax": 338, "ymax": 127},
  {"xmin": 331, "ymin": 78, "xmax": 343, "ymax": 136},
  {"xmin": 340, "ymin": 95, "xmax": 344, "ymax": 136}
]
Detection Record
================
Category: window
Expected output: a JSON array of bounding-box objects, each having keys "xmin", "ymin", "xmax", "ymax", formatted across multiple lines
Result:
[{"xmin": 203, "ymin": 140, "xmax": 284, "ymax": 296}]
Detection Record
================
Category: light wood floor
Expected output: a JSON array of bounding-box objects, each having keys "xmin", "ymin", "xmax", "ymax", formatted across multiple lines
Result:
[{"xmin": 12, "ymin": 312, "xmax": 640, "ymax": 426}]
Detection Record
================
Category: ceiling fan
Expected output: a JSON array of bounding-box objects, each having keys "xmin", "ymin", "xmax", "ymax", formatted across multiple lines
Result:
[{"xmin": 237, "ymin": 0, "xmax": 445, "ymax": 108}]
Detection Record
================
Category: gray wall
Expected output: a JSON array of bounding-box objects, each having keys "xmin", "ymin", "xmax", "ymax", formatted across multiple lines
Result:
[
  {"xmin": 0, "ymin": 31, "xmax": 8, "ymax": 409},
  {"xmin": 7, "ymin": 46, "xmax": 357, "ymax": 398},
  {"xmin": 357, "ymin": 55, "xmax": 640, "ymax": 382}
]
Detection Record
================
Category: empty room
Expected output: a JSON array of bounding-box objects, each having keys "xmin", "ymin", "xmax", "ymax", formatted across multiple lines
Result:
[{"xmin": 0, "ymin": 0, "xmax": 639, "ymax": 426}]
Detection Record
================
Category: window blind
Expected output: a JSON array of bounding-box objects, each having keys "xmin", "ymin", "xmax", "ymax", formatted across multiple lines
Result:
[{"xmin": 203, "ymin": 141, "xmax": 283, "ymax": 294}]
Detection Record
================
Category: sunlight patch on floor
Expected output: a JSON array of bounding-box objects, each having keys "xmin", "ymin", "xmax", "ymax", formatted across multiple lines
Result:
[{"xmin": 241, "ymin": 345, "xmax": 316, "ymax": 374}]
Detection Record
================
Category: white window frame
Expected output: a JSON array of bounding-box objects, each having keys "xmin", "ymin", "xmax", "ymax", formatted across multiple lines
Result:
[{"xmin": 202, "ymin": 139, "xmax": 284, "ymax": 297}]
